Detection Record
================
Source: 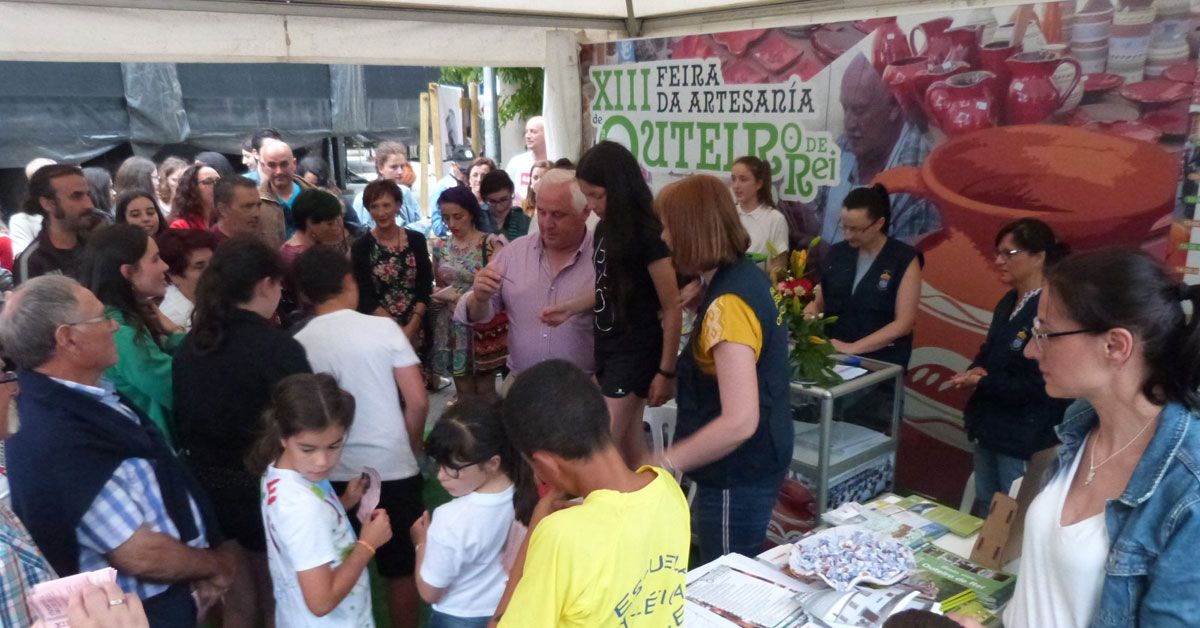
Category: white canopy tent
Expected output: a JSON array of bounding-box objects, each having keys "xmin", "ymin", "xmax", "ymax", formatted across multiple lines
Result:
[{"xmin": 0, "ymin": 0, "xmax": 1034, "ymax": 159}]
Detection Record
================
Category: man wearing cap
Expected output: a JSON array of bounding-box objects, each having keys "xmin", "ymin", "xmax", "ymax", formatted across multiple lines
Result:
[{"xmin": 426, "ymin": 145, "xmax": 476, "ymax": 238}]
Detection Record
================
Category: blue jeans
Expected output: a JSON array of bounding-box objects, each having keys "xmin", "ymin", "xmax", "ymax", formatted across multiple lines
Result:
[
  {"xmin": 427, "ymin": 609, "xmax": 491, "ymax": 628},
  {"xmin": 692, "ymin": 473, "xmax": 785, "ymax": 564},
  {"xmin": 972, "ymin": 445, "xmax": 1026, "ymax": 517}
]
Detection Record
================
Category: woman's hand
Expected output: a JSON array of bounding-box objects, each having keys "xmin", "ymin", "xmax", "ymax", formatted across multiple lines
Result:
[
  {"xmin": 947, "ymin": 367, "xmax": 988, "ymax": 389},
  {"xmin": 830, "ymin": 339, "xmax": 855, "ymax": 354},
  {"xmin": 647, "ymin": 373, "xmax": 675, "ymax": 407},
  {"xmin": 431, "ymin": 286, "xmax": 458, "ymax": 304}
]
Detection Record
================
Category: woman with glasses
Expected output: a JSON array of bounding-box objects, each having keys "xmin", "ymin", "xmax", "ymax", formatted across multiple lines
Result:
[
  {"xmin": 809, "ymin": 184, "xmax": 922, "ymax": 369},
  {"xmin": 947, "ymin": 219, "xmax": 1071, "ymax": 516},
  {"xmin": 167, "ymin": 163, "xmax": 220, "ymax": 230},
  {"xmin": 77, "ymin": 223, "xmax": 186, "ymax": 448},
  {"xmin": 806, "ymin": 184, "xmax": 921, "ymax": 431},
  {"xmin": 973, "ymin": 248, "xmax": 1200, "ymax": 628}
]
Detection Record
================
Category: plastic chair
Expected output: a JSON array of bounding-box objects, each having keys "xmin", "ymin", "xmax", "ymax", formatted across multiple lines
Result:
[{"xmin": 642, "ymin": 403, "xmax": 697, "ymax": 506}]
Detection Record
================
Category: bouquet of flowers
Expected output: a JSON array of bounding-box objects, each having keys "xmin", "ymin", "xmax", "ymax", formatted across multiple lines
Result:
[{"xmin": 772, "ymin": 239, "xmax": 840, "ymax": 387}]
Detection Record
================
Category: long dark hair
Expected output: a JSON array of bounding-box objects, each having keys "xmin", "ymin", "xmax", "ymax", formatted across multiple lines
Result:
[
  {"xmin": 426, "ymin": 398, "xmax": 537, "ymax": 525},
  {"xmin": 994, "ymin": 218, "xmax": 1069, "ymax": 266},
  {"xmin": 76, "ymin": 223, "xmax": 164, "ymax": 341},
  {"xmin": 114, "ymin": 190, "xmax": 167, "ymax": 236},
  {"xmin": 247, "ymin": 373, "xmax": 356, "ymax": 475},
  {"xmin": 437, "ymin": 185, "xmax": 488, "ymax": 231},
  {"xmin": 1046, "ymin": 248, "xmax": 1200, "ymax": 409},
  {"xmin": 576, "ymin": 140, "xmax": 661, "ymax": 326},
  {"xmin": 168, "ymin": 163, "xmax": 209, "ymax": 226},
  {"xmin": 843, "ymin": 183, "xmax": 892, "ymax": 233},
  {"xmin": 190, "ymin": 235, "xmax": 284, "ymax": 354}
]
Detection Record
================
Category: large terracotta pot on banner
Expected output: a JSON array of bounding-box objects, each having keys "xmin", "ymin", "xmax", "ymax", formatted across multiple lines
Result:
[{"xmin": 873, "ymin": 125, "xmax": 1176, "ymax": 249}]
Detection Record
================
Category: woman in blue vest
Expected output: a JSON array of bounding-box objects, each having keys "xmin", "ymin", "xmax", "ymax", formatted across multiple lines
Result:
[
  {"xmin": 809, "ymin": 183, "xmax": 922, "ymax": 368},
  {"xmin": 652, "ymin": 174, "xmax": 793, "ymax": 563},
  {"xmin": 947, "ymin": 219, "xmax": 1071, "ymax": 516}
]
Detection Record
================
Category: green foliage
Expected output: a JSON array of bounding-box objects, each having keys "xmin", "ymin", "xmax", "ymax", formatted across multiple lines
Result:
[{"xmin": 438, "ymin": 66, "xmax": 544, "ymax": 125}]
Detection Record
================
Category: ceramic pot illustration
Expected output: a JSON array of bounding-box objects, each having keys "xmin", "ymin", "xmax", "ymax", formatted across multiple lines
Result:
[
  {"xmin": 944, "ymin": 25, "xmax": 985, "ymax": 68},
  {"xmin": 872, "ymin": 17, "xmax": 914, "ymax": 74},
  {"xmin": 871, "ymin": 125, "xmax": 1177, "ymax": 249},
  {"xmin": 1004, "ymin": 50, "xmax": 1082, "ymax": 123},
  {"xmin": 910, "ymin": 17, "xmax": 956, "ymax": 64},
  {"xmin": 883, "ymin": 56, "xmax": 932, "ymax": 125},
  {"xmin": 925, "ymin": 71, "xmax": 1001, "ymax": 136}
]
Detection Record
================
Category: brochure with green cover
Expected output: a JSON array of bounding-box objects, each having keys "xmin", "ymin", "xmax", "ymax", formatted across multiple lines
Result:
[{"xmin": 891, "ymin": 495, "xmax": 984, "ymax": 537}]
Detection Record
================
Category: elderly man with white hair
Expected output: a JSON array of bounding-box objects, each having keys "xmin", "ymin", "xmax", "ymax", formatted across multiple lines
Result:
[
  {"xmin": 454, "ymin": 168, "xmax": 596, "ymax": 381},
  {"xmin": 0, "ymin": 275, "xmax": 233, "ymax": 626}
]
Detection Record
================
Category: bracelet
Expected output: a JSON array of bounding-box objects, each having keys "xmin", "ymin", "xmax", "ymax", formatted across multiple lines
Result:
[
  {"xmin": 356, "ymin": 540, "xmax": 376, "ymax": 556},
  {"xmin": 657, "ymin": 368, "xmax": 676, "ymax": 379},
  {"xmin": 663, "ymin": 451, "xmax": 679, "ymax": 474}
]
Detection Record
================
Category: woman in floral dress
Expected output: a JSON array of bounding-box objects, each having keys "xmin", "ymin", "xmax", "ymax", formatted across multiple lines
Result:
[
  {"xmin": 352, "ymin": 179, "xmax": 432, "ymax": 344},
  {"xmin": 430, "ymin": 185, "xmax": 505, "ymax": 402}
]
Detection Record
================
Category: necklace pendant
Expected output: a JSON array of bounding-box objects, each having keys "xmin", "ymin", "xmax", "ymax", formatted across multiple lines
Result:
[{"xmin": 1086, "ymin": 466, "xmax": 1096, "ymax": 485}]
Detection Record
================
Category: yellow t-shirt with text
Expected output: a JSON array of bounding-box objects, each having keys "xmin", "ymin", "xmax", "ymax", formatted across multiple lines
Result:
[
  {"xmin": 499, "ymin": 466, "xmax": 691, "ymax": 627},
  {"xmin": 694, "ymin": 294, "xmax": 763, "ymax": 375}
]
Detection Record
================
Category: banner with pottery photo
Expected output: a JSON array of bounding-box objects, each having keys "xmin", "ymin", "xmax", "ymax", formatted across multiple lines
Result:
[{"xmin": 580, "ymin": 1, "xmax": 1198, "ymax": 502}]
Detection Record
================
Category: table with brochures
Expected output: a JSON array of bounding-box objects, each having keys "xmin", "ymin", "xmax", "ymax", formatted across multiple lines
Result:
[{"xmin": 685, "ymin": 493, "xmax": 1014, "ymax": 628}]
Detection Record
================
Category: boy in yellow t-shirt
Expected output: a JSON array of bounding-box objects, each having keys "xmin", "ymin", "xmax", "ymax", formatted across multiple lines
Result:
[{"xmin": 494, "ymin": 359, "xmax": 691, "ymax": 627}]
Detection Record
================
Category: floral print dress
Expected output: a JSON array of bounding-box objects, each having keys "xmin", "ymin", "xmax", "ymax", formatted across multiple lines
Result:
[
  {"xmin": 370, "ymin": 238, "xmax": 422, "ymax": 326},
  {"xmin": 430, "ymin": 233, "xmax": 492, "ymax": 377}
]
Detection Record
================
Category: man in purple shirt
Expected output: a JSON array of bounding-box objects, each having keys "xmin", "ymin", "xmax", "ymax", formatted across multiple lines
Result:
[{"xmin": 455, "ymin": 168, "xmax": 595, "ymax": 380}]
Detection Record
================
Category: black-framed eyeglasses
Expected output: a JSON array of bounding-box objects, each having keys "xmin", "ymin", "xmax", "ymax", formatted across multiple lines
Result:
[
  {"xmin": 485, "ymin": 194, "xmax": 513, "ymax": 205},
  {"xmin": 440, "ymin": 461, "xmax": 480, "ymax": 479},
  {"xmin": 0, "ymin": 371, "xmax": 17, "ymax": 385},
  {"xmin": 995, "ymin": 248, "xmax": 1025, "ymax": 260},
  {"xmin": 1031, "ymin": 317, "xmax": 1102, "ymax": 351},
  {"xmin": 839, "ymin": 217, "xmax": 880, "ymax": 235}
]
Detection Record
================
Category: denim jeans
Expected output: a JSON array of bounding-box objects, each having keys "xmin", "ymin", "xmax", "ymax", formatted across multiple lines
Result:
[
  {"xmin": 427, "ymin": 609, "xmax": 491, "ymax": 628},
  {"xmin": 972, "ymin": 445, "xmax": 1026, "ymax": 517},
  {"xmin": 692, "ymin": 472, "xmax": 785, "ymax": 564}
]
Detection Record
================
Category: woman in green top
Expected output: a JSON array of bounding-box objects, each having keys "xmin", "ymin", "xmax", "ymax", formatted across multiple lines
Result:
[{"xmin": 78, "ymin": 223, "xmax": 186, "ymax": 448}]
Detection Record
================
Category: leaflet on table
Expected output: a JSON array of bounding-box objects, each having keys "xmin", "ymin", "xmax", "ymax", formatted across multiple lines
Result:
[
  {"xmin": 889, "ymin": 495, "xmax": 984, "ymax": 537},
  {"xmin": 820, "ymin": 502, "xmax": 946, "ymax": 549},
  {"xmin": 833, "ymin": 364, "xmax": 868, "ymax": 381},
  {"xmin": 798, "ymin": 587, "xmax": 930, "ymax": 628},
  {"xmin": 685, "ymin": 552, "xmax": 818, "ymax": 627},
  {"xmin": 914, "ymin": 545, "xmax": 1016, "ymax": 609},
  {"xmin": 27, "ymin": 568, "xmax": 118, "ymax": 628}
]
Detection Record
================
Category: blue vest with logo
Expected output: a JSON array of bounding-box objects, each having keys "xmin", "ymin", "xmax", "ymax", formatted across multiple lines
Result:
[
  {"xmin": 821, "ymin": 238, "xmax": 920, "ymax": 369},
  {"xmin": 676, "ymin": 258, "xmax": 793, "ymax": 487}
]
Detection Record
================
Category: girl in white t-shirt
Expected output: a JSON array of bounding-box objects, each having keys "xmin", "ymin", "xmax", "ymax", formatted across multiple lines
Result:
[
  {"xmin": 409, "ymin": 400, "xmax": 537, "ymax": 628},
  {"xmin": 250, "ymin": 373, "xmax": 393, "ymax": 627}
]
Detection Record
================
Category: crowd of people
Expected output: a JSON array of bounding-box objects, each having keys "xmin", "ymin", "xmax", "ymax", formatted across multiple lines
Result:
[{"xmin": 0, "ymin": 119, "xmax": 1197, "ymax": 628}]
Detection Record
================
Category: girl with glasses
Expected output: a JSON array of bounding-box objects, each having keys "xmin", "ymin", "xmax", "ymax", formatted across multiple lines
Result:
[{"xmin": 410, "ymin": 399, "xmax": 535, "ymax": 628}]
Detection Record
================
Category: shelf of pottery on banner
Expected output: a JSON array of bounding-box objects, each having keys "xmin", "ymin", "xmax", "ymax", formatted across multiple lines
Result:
[{"xmin": 790, "ymin": 357, "xmax": 904, "ymax": 516}]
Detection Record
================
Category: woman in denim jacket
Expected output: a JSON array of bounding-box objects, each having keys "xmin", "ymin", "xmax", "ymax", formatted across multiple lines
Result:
[{"xmin": 992, "ymin": 248, "xmax": 1200, "ymax": 628}]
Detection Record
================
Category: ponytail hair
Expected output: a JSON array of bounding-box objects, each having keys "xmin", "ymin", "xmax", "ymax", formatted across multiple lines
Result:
[
  {"xmin": 190, "ymin": 235, "xmax": 284, "ymax": 354},
  {"xmin": 732, "ymin": 155, "xmax": 775, "ymax": 209},
  {"xmin": 842, "ymin": 183, "xmax": 892, "ymax": 233},
  {"xmin": 995, "ymin": 218, "xmax": 1070, "ymax": 266},
  {"xmin": 425, "ymin": 398, "xmax": 537, "ymax": 525},
  {"xmin": 1046, "ymin": 248, "xmax": 1200, "ymax": 410},
  {"xmin": 246, "ymin": 373, "xmax": 356, "ymax": 475}
]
